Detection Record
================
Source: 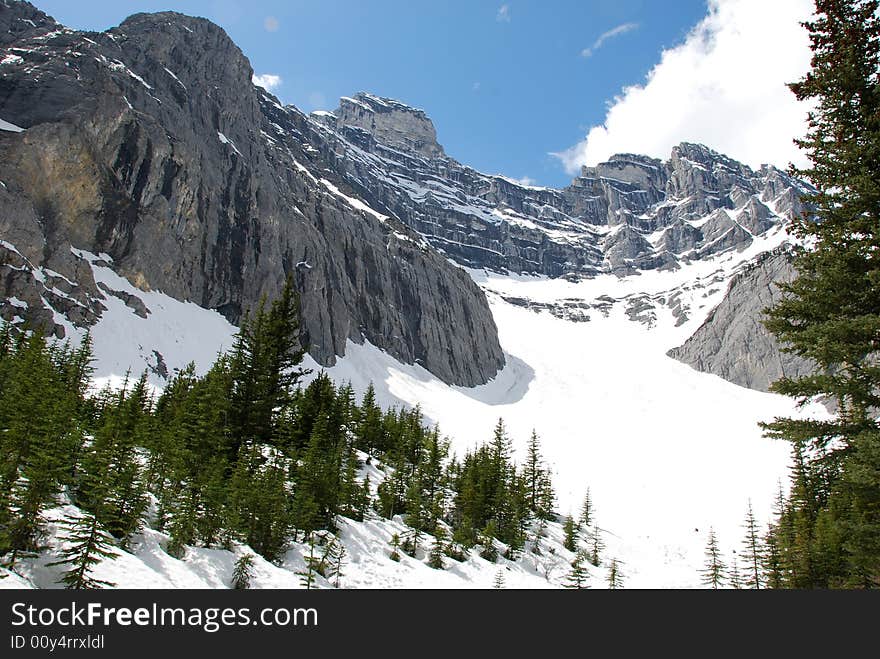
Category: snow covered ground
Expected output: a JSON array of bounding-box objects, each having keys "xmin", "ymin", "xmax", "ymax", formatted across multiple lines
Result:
[
  {"xmin": 4, "ymin": 228, "xmax": 824, "ymax": 588},
  {"xmin": 300, "ymin": 227, "xmax": 824, "ymax": 587},
  {"xmin": 1, "ymin": 472, "xmax": 617, "ymax": 590}
]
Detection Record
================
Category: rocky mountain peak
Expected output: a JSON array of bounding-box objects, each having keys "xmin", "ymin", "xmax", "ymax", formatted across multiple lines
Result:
[
  {"xmin": 0, "ymin": 5, "xmax": 504, "ymax": 387},
  {"xmin": 0, "ymin": 0, "xmax": 57, "ymax": 39},
  {"xmin": 581, "ymin": 153, "xmax": 668, "ymax": 193},
  {"xmin": 335, "ymin": 92, "xmax": 444, "ymax": 159},
  {"xmin": 112, "ymin": 11, "xmax": 254, "ymax": 92}
]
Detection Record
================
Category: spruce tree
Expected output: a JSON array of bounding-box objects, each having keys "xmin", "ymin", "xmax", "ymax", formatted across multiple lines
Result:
[
  {"xmin": 607, "ymin": 558, "xmax": 624, "ymax": 589},
  {"xmin": 231, "ymin": 553, "xmax": 255, "ymax": 590},
  {"xmin": 580, "ymin": 488, "xmax": 593, "ymax": 528},
  {"xmin": 427, "ymin": 527, "xmax": 446, "ymax": 570},
  {"xmin": 729, "ymin": 554, "xmax": 742, "ymax": 590},
  {"xmin": 700, "ymin": 528, "xmax": 726, "ymax": 589},
  {"xmin": 563, "ymin": 515, "xmax": 579, "ymax": 552},
  {"xmin": 565, "ymin": 552, "xmax": 591, "ymax": 589},
  {"xmin": 761, "ymin": 0, "xmax": 880, "ymax": 588},
  {"xmin": 589, "ymin": 525, "xmax": 604, "ymax": 567},
  {"xmin": 389, "ymin": 533, "xmax": 401, "ymax": 562},
  {"xmin": 47, "ymin": 513, "xmax": 118, "ymax": 589},
  {"xmin": 493, "ymin": 569, "xmax": 506, "ymax": 589},
  {"xmin": 742, "ymin": 500, "xmax": 763, "ymax": 589}
]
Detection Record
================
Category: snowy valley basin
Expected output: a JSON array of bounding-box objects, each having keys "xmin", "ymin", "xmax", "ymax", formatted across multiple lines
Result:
[{"xmin": 56, "ymin": 232, "xmax": 825, "ymax": 589}]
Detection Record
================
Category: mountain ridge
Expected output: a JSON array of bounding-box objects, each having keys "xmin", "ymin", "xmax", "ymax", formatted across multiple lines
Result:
[{"xmin": 0, "ymin": 1, "xmax": 503, "ymax": 386}]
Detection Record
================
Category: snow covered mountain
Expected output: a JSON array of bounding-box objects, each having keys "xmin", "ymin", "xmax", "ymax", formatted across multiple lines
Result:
[{"xmin": 0, "ymin": 3, "xmax": 827, "ymax": 588}]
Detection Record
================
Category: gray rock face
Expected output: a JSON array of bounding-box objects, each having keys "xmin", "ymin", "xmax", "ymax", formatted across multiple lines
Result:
[
  {"xmin": 0, "ymin": 3, "xmax": 504, "ymax": 386},
  {"xmin": 667, "ymin": 248, "xmax": 816, "ymax": 391},
  {"xmin": 335, "ymin": 93, "xmax": 444, "ymax": 159},
  {"xmin": 308, "ymin": 95, "xmax": 813, "ymax": 278}
]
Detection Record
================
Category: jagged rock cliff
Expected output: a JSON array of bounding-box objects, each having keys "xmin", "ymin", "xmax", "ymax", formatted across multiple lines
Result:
[
  {"xmin": 667, "ymin": 248, "xmax": 816, "ymax": 391},
  {"xmin": 309, "ymin": 95, "xmax": 812, "ymax": 278},
  {"xmin": 0, "ymin": 3, "xmax": 504, "ymax": 386}
]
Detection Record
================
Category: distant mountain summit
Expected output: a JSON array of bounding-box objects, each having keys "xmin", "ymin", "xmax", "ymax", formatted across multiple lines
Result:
[
  {"xmin": 0, "ymin": 2, "xmax": 502, "ymax": 386},
  {"xmin": 0, "ymin": 1, "xmax": 809, "ymax": 392}
]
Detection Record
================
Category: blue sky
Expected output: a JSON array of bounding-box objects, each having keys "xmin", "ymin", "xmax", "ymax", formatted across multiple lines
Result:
[{"xmin": 33, "ymin": 1, "xmax": 812, "ymax": 187}]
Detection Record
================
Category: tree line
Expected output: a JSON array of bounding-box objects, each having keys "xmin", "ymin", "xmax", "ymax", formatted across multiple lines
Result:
[{"xmin": 0, "ymin": 280, "xmax": 571, "ymax": 588}]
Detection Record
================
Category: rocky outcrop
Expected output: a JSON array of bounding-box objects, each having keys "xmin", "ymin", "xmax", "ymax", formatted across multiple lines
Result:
[
  {"xmin": 667, "ymin": 248, "xmax": 816, "ymax": 391},
  {"xmin": 308, "ymin": 95, "xmax": 812, "ymax": 278},
  {"xmin": 0, "ymin": 3, "xmax": 504, "ymax": 386}
]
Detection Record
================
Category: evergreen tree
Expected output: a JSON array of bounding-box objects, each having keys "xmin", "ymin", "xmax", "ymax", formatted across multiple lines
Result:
[
  {"xmin": 589, "ymin": 525, "xmax": 604, "ymax": 567},
  {"xmin": 427, "ymin": 527, "xmax": 446, "ymax": 570},
  {"xmin": 761, "ymin": 0, "xmax": 880, "ymax": 588},
  {"xmin": 562, "ymin": 515, "xmax": 578, "ymax": 552},
  {"xmin": 47, "ymin": 513, "xmax": 118, "ymax": 589},
  {"xmin": 607, "ymin": 558, "xmax": 624, "ymax": 589},
  {"xmin": 324, "ymin": 537, "xmax": 346, "ymax": 588},
  {"xmin": 231, "ymin": 553, "xmax": 255, "ymax": 590},
  {"xmin": 565, "ymin": 552, "xmax": 591, "ymax": 589},
  {"xmin": 0, "ymin": 331, "xmax": 86, "ymax": 565},
  {"xmin": 580, "ymin": 488, "xmax": 593, "ymax": 528},
  {"xmin": 297, "ymin": 534, "xmax": 318, "ymax": 589},
  {"xmin": 523, "ymin": 430, "xmax": 554, "ymax": 518},
  {"xmin": 742, "ymin": 500, "xmax": 763, "ymax": 589},
  {"xmin": 229, "ymin": 278, "xmax": 309, "ymax": 449},
  {"xmin": 729, "ymin": 554, "xmax": 742, "ymax": 590},
  {"xmin": 355, "ymin": 384, "xmax": 385, "ymax": 456},
  {"xmin": 389, "ymin": 533, "xmax": 401, "ymax": 562},
  {"xmin": 493, "ymin": 569, "xmax": 506, "ymax": 589},
  {"xmin": 700, "ymin": 528, "xmax": 726, "ymax": 589}
]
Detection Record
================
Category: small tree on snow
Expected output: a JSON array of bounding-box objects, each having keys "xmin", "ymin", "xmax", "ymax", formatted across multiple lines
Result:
[
  {"xmin": 580, "ymin": 488, "xmax": 593, "ymax": 528},
  {"xmin": 589, "ymin": 526, "xmax": 604, "ymax": 567},
  {"xmin": 232, "ymin": 553, "xmax": 255, "ymax": 590},
  {"xmin": 493, "ymin": 569, "xmax": 506, "ymax": 589},
  {"xmin": 607, "ymin": 558, "xmax": 624, "ymax": 589},
  {"xmin": 48, "ymin": 513, "xmax": 118, "ymax": 589},
  {"xmin": 565, "ymin": 552, "xmax": 591, "ymax": 589},
  {"xmin": 562, "ymin": 515, "xmax": 579, "ymax": 552},
  {"xmin": 700, "ymin": 528, "xmax": 726, "ymax": 589}
]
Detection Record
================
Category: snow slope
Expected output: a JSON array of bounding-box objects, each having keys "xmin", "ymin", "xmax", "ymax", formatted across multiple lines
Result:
[
  {"xmin": 14, "ymin": 229, "xmax": 823, "ymax": 588},
  {"xmin": 2, "ymin": 469, "xmax": 617, "ymax": 590},
  {"xmin": 304, "ymin": 228, "xmax": 824, "ymax": 587}
]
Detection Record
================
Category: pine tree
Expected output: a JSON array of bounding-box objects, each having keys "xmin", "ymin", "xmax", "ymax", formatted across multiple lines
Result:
[
  {"xmin": 589, "ymin": 525, "xmax": 604, "ymax": 567},
  {"xmin": 700, "ymin": 528, "xmax": 726, "ymax": 589},
  {"xmin": 229, "ymin": 278, "xmax": 309, "ymax": 449},
  {"xmin": 297, "ymin": 533, "xmax": 318, "ymax": 589},
  {"xmin": 427, "ymin": 527, "xmax": 446, "ymax": 570},
  {"xmin": 47, "ymin": 513, "xmax": 118, "ymax": 589},
  {"xmin": 562, "ymin": 515, "xmax": 578, "ymax": 552},
  {"xmin": 565, "ymin": 552, "xmax": 591, "ymax": 589},
  {"xmin": 729, "ymin": 553, "xmax": 742, "ymax": 589},
  {"xmin": 493, "ymin": 569, "xmax": 506, "ymax": 589},
  {"xmin": 324, "ymin": 537, "xmax": 346, "ymax": 588},
  {"xmin": 479, "ymin": 523, "xmax": 498, "ymax": 562},
  {"xmin": 580, "ymin": 488, "xmax": 593, "ymax": 528},
  {"xmin": 356, "ymin": 384, "xmax": 385, "ymax": 456},
  {"xmin": 761, "ymin": 0, "xmax": 880, "ymax": 589},
  {"xmin": 607, "ymin": 558, "xmax": 624, "ymax": 589},
  {"xmin": 523, "ymin": 430, "xmax": 553, "ymax": 517},
  {"xmin": 388, "ymin": 533, "xmax": 401, "ymax": 562},
  {"xmin": 742, "ymin": 500, "xmax": 763, "ymax": 589},
  {"xmin": 231, "ymin": 553, "xmax": 255, "ymax": 590}
]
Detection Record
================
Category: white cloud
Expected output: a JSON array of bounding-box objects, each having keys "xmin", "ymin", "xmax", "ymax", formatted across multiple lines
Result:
[
  {"xmin": 513, "ymin": 176, "xmax": 536, "ymax": 186},
  {"xmin": 581, "ymin": 22, "xmax": 639, "ymax": 58},
  {"xmin": 252, "ymin": 73, "xmax": 282, "ymax": 92},
  {"xmin": 264, "ymin": 16, "xmax": 279, "ymax": 32},
  {"xmin": 555, "ymin": 0, "xmax": 815, "ymax": 174},
  {"xmin": 497, "ymin": 4, "xmax": 511, "ymax": 22},
  {"xmin": 472, "ymin": 82, "xmax": 482, "ymax": 92}
]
